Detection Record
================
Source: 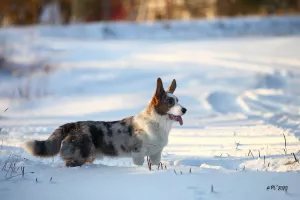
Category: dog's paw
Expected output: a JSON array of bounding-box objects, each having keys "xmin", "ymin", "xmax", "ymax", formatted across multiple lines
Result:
[
  {"xmin": 150, "ymin": 159, "xmax": 160, "ymax": 165},
  {"xmin": 133, "ymin": 157, "xmax": 144, "ymax": 166},
  {"xmin": 149, "ymin": 152, "xmax": 162, "ymax": 165}
]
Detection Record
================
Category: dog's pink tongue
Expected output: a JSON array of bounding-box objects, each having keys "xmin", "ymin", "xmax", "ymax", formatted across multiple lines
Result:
[{"xmin": 178, "ymin": 116, "xmax": 183, "ymax": 126}]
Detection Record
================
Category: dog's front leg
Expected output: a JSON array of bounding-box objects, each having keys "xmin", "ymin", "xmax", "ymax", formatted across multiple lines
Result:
[
  {"xmin": 132, "ymin": 150, "xmax": 146, "ymax": 166},
  {"xmin": 149, "ymin": 150, "xmax": 162, "ymax": 165}
]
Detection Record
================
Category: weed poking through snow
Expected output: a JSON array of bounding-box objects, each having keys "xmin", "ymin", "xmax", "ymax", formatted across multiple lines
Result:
[
  {"xmin": 283, "ymin": 133, "xmax": 287, "ymax": 154},
  {"xmin": 248, "ymin": 150, "xmax": 254, "ymax": 158},
  {"xmin": 292, "ymin": 153, "xmax": 299, "ymax": 163},
  {"xmin": 0, "ymin": 108, "xmax": 8, "ymax": 152},
  {"xmin": 146, "ymin": 156, "xmax": 152, "ymax": 171},
  {"xmin": 2, "ymin": 154, "xmax": 34, "ymax": 180}
]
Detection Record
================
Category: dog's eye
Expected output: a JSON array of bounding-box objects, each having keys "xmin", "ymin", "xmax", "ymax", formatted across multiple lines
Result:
[{"xmin": 168, "ymin": 98, "xmax": 174, "ymax": 104}]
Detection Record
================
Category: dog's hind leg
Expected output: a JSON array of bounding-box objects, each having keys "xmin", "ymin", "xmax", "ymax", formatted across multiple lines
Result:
[{"xmin": 60, "ymin": 134, "xmax": 95, "ymax": 167}]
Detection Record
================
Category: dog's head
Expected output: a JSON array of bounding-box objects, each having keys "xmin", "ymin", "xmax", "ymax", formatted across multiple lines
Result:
[{"xmin": 149, "ymin": 77, "xmax": 187, "ymax": 125}]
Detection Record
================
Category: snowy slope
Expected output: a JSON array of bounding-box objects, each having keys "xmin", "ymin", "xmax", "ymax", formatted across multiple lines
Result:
[{"xmin": 1, "ymin": 16, "xmax": 300, "ymax": 200}]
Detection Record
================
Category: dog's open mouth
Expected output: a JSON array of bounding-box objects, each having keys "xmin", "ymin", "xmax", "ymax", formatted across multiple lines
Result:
[{"xmin": 168, "ymin": 114, "xmax": 183, "ymax": 126}]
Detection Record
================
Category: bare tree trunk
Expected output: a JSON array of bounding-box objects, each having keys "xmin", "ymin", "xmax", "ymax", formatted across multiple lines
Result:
[
  {"xmin": 102, "ymin": 0, "xmax": 111, "ymax": 21},
  {"xmin": 166, "ymin": 0, "xmax": 173, "ymax": 20},
  {"xmin": 137, "ymin": 0, "xmax": 148, "ymax": 21},
  {"xmin": 71, "ymin": 0, "xmax": 79, "ymax": 22}
]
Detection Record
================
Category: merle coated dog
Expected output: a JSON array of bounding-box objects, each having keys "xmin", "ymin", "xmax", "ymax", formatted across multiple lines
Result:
[{"xmin": 24, "ymin": 78, "xmax": 187, "ymax": 167}]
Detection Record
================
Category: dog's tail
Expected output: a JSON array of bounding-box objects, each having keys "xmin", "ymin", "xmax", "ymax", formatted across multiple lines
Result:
[{"xmin": 23, "ymin": 128, "xmax": 65, "ymax": 157}]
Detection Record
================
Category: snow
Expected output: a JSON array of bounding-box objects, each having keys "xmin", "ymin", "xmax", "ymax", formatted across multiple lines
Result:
[
  {"xmin": 2, "ymin": 16, "xmax": 300, "ymax": 40},
  {"xmin": 1, "ymin": 16, "xmax": 300, "ymax": 200}
]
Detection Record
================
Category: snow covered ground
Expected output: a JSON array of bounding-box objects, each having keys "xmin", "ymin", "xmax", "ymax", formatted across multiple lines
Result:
[{"xmin": 1, "ymin": 16, "xmax": 300, "ymax": 200}]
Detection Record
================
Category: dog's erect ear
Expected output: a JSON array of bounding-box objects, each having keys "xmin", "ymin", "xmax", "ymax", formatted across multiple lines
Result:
[
  {"xmin": 167, "ymin": 79, "xmax": 176, "ymax": 94},
  {"xmin": 155, "ymin": 77, "xmax": 165, "ymax": 98}
]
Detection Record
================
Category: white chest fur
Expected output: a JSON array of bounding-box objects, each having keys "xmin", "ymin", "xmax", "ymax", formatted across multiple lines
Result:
[{"xmin": 134, "ymin": 109, "xmax": 173, "ymax": 155}]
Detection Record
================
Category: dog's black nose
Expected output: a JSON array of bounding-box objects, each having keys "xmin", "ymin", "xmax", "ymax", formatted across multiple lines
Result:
[{"xmin": 181, "ymin": 108, "xmax": 187, "ymax": 114}]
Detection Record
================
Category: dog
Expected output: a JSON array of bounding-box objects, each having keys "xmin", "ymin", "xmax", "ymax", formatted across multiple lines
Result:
[{"xmin": 23, "ymin": 78, "xmax": 187, "ymax": 167}]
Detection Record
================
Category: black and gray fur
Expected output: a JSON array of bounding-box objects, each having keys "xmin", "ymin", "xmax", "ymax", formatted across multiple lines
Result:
[{"xmin": 24, "ymin": 117, "xmax": 143, "ymax": 167}]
